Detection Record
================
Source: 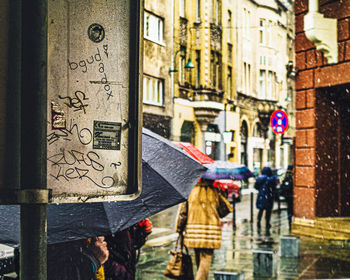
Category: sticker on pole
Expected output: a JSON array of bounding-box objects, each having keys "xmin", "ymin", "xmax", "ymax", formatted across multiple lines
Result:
[{"xmin": 270, "ymin": 110, "xmax": 288, "ymax": 134}]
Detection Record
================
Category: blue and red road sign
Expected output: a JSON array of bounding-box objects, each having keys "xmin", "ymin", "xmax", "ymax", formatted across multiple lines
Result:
[{"xmin": 270, "ymin": 109, "xmax": 288, "ymax": 134}]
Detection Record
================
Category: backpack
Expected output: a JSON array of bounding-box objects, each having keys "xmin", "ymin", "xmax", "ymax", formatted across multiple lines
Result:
[{"xmin": 281, "ymin": 174, "xmax": 293, "ymax": 198}]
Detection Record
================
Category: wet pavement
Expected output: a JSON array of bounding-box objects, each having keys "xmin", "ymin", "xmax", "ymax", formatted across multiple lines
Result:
[{"xmin": 136, "ymin": 193, "xmax": 350, "ymax": 279}]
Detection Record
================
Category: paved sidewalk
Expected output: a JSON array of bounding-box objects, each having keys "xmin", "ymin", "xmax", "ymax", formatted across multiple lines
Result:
[{"xmin": 137, "ymin": 197, "xmax": 350, "ymax": 279}]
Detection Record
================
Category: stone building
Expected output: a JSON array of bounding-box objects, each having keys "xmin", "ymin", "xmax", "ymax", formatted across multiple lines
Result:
[
  {"xmin": 142, "ymin": 0, "xmax": 173, "ymax": 138},
  {"xmin": 234, "ymin": 0, "xmax": 295, "ymax": 173},
  {"xmin": 293, "ymin": 0, "xmax": 350, "ymax": 239},
  {"xmin": 169, "ymin": 0, "xmax": 240, "ymax": 161}
]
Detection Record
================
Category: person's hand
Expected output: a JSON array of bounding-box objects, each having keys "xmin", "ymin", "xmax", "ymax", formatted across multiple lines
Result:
[{"xmin": 91, "ymin": 236, "xmax": 109, "ymax": 265}]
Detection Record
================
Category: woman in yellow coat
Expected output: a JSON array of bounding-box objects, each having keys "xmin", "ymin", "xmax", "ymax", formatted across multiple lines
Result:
[{"xmin": 176, "ymin": 181, "xmax": 232, "ymax": 280}]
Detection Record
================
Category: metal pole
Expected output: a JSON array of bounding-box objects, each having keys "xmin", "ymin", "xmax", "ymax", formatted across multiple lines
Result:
[
  {"xmin": 250, "ymin": 191, "xmax": 254, "ymax": 223},
  {"xmin": 20, "ymin": 0, "xmax": 47, "ymax": 279},
  {"xmin": 232, "ymin": 197, "xmax": 236, "ymax": 230}
]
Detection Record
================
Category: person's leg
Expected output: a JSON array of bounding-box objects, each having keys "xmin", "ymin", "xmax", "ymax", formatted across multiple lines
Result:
[
  {"xmin": 287, "ymin": 197, "xmax": 293, "ymax": 228},
  {"xmin": 265, "ymin": 207, "xmax": 272, "ymax": 228},
  {"xmin": 194, "ymin": 248, "xmax": 200, "ymax": 269},
  {"xmin": 257, "ymin": 209, "xmax": 264, "ymax": 227},
  {"xmin": 195, "ymin": 249, "xmax": 214, "ymax": 280}
]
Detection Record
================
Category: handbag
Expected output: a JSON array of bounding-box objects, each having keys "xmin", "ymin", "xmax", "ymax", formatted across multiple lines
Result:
[
  {"xmin": 164, "ymin": 234, "xmax": 194, "ymax": 280},
  {"xmin": 217, "ymin": 192, "xmax": 233, "ymax": 218}
]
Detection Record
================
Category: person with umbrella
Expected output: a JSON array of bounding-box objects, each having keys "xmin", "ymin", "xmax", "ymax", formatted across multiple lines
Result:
[
  {"xmin": 175, "ymin": 179, "xmax": 232, "ymax": 280},
  {"xmin": 103, "ymin": 218, "xmax": 152, "ymax": 280},
  {"xmin": 254, "ymin": 166, "xmax": 277, "ymax": 231},
  {"xmin": 0, "ymin": 129, "xmax": 206, "ymax": 278}
]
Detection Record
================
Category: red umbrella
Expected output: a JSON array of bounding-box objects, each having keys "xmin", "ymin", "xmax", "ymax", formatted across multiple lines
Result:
[{"xmin": 174, "ymin": 142, "xmax": 214, "ymax": 165}]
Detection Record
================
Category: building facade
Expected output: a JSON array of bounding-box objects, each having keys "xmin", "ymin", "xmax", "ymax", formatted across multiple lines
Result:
[
  {"xmin": 234, "ymin": 0, "xmax": 295, "ymax": 173},
  {"xmin": 293, "ymin": 0, "xmax": 350, "ymax": 239},
  {"xmin": 143, "ymin": 0, "xmax": 173, "ymax": 138},
  {"xmin": 142, "ymin": 0, "xmax": 295, "ymax": 168},
  {"xmin": 171, "ymin": 0, "xmax": 240, "ymax": 162}
]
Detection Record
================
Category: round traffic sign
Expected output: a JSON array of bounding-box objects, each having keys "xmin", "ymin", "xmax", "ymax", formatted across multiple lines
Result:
[{"xmin": 270, "ymin": 109, "xmax": 288, "ymax": 134}]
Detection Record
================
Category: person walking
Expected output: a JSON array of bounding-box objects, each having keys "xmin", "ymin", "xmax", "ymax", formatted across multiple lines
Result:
[
  {"xmin": 176, "ymin": 180, "xmax": 231, "ymax": 280},
  {"xmin": 104, "ymin": 219, "xmax": 152, "ymax": 280},
  {"xmin": 281, "ymin": 165, "xmax": 293, "ymax": 229},
  {"xmin": 47, "ymin": 236, "xmax": 109, "ymax": 280},
  {"xmin": 254, "ymin": 167, "xmax": 277, "ymax": 230}
]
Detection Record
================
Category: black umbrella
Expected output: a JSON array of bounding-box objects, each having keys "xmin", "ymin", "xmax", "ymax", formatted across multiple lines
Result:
[{"xmin": 0, "ymin": 128, "xmax": 206, "ymax": 246}]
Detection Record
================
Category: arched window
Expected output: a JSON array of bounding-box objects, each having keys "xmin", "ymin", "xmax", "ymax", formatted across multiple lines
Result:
[{"xmin": 180, "ymin": 121, "xmax": 195, "ymax": 144}]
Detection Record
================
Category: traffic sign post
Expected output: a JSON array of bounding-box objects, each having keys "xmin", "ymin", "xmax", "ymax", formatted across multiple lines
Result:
[{"xmin": 270, "ymin": 110, "xmax": 289, "ymax": 135}]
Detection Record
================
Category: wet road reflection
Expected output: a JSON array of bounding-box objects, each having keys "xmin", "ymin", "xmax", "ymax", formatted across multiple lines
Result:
[{"xmin": 136, "ymin": 201, "xmax": 350, "ymax": 279}]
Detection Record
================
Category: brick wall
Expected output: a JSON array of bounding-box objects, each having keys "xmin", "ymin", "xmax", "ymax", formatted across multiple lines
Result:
[{"xmin": 294, "ymin": 0, "xmax": 350, "ymax": 219}]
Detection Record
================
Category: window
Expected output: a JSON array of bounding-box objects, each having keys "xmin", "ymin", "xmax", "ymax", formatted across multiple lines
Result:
[
  {"xmin": 259, "ymin": 70, "xmax": 266, "ymax": 99},
  {"xmin": 144, "ymin": 11, "xmax": 164, "ymax": 44},
  {"xmin": 243, "ymin": 8, "xmax": 250, "ymax": 39},
  {"xmin": 211, "ymin": 0, "xmax": 220, "ymax": 24},
  {"xmin": 243, "ymin": 62, "xmax": 251, "ymax": 94},
  {"xmin": 196, "ymin": 50, "xmax": 201, "ymax": 88},
  {"xmin": 243, "ymin": 62, "xmax": 247, "ymax": 93},
  {"xmin": 228, "ymin": 43, "xmax": 232, "ymax": 63},
  {"xmin": 180, "ymin": 0, "xmax": 185, "ymax": 18},
  {"xmin": 267, "ymin": 71, "xmax": 272, "ymax": 99},
  {"xmin": 259, "ymin": 19, "xmax": 265, "ymax": 44},
  {"xmin": 227, "ymin": 10, "xmax": 232, "ymax": 43},
  {"xmin": 143, "ymin": 75, "xmax": 164, "ymax": 106},
  {"xmin": 267, "ymin": 21, "xmax": 272, "ymax": 46},
  {"xmin": 196, "ymin": 0, "xmax": 201, "ymax": 22},
  {"xmin": 211, "ymin": 51, "xmax": 221, "ymax": 88},
  {"xmin": 227, "ymin": 67, "xmax": 232, "ymax": 98},
  {"xmin": 179, "ymin": 47, "xmax": 186, "ymax": 84},
  {"xmin": 247, "ymin": 64, "xmax": 251, "ymax": 94},
  {"xmin": 215, "ymin": 0, "xmax": 219, "ymax": 25}
]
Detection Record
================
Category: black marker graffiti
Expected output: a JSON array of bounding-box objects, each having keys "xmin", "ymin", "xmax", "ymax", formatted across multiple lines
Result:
[
  {"xmin": 47, "ymin": 120, "xmax": 92, "ymax": 145},
  {"xmin": 59, "ymin": 91, "xmax": 89, "ymax": 113},
  {"xmin": 99, "ymin": 63, "xmax": 113, "ymax": 100},
  {"xmin": 48, "ymin": 148, "xmax": 115, "ymax": 189},
  {"xmin": 103, "ymin": 44, "xmax": 109, "ymax": 58},
  {"xmin": 68, "ymin": 48, "xmax": 102, "ymax": 73},
  {"xmin": 110, "ymin": 162, "xmax": 121, "ymax": 169}
]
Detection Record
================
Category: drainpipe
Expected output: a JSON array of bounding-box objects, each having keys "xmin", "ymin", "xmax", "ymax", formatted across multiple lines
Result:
[{"xmin": 304, "ymin": 0, "xmax": 338, "ymax": 64}]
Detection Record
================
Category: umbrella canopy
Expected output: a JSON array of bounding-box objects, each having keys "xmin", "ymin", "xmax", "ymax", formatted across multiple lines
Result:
[
  {"xmin": 173, "ymin": 144, "xmax": 254, "ymax": 181},
  {"xmin": 174, "ymin": 142, "xmax": 214, "ymax": 164},
  {"xmin": 202, "ymin": 160, "xmax": 255, "ymax": 181},
  {"xmin": 0, "ymin": 129, "xmax": 206, "ymax": 246}
]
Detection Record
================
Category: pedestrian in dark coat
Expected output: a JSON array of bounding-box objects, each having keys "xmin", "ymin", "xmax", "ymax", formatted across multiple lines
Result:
[
  {"xmin": 254, "ymin": 166, "xmax": 277, "ymax": 230},
  {"xmin": 47, "ymin": 237, "xmax": 109, "ymax": 280},
  {"xmin": 104, "ymin": 219, "xmax": 152, "ymax": 280},
  {"xmin": 281, "ymin": 165, "xmax": 293, "ymax": 229}
]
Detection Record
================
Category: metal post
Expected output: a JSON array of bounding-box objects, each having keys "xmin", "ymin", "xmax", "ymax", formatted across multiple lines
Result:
[
  {"xmin": 232, "ymin": 197, "xmax": 236, "ymax": 230},
  {"xmin": 250, "ymin": 191, "xmax": 254, "ymax": 223},
  {"xmin": 20, "ymin": 0, "xmax": 47, "ymax": 279}
]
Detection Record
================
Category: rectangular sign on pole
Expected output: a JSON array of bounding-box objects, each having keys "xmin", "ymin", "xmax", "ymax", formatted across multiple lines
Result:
[{"xmin": 47, "ymin": 0, "xmax": 142, "ymax": 203}]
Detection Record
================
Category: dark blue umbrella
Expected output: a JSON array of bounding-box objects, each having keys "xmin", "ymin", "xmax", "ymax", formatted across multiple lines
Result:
[
  {"xmin": 0, "ymin": 128, "xmax": 206, "ymax": 246},
  {"xmin": 202, "ymin": 161, "xmax": 255, "ymax": 181}
]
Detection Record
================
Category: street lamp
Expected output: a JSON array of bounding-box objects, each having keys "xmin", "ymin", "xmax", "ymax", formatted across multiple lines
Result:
[
  {"xmin": 286, "ymin": 61, "xmax": 299, "ymax": 79},
  {"xmin": 169, "ymin": 49, "xmax": 195, "ymax": 74}
]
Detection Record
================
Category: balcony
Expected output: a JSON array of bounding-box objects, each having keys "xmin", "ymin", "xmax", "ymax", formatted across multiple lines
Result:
[
  {"xmin": 210, "ymin": 23, "xmax": 222, "ymax": 50},
  {"xmin": 180, "ymin": 17, "xmax": 188, "ymax": 46},
  {"xmin": 178, "ymin": 85, "xmax": 224, "ymax": 131}
]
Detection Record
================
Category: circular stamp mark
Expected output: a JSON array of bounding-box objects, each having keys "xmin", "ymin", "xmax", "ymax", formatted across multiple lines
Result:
[{"xmin": 88, "ymin": 23, "xmax": 105, "ymax": 43}]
